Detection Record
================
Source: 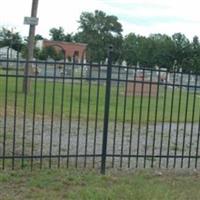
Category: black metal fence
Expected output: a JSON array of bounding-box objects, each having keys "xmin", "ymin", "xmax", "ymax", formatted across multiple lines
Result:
[{"xmin": 0, "ymin": 48, "xmax": 200, "ymax": 173}]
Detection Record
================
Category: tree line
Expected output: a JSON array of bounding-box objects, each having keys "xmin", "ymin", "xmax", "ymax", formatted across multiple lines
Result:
[{"xmin": 1, "ymin": 10, "xmax": 200, "ymax": 72}]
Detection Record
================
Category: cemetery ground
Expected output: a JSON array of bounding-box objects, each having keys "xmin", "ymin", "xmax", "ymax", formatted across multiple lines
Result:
[
  {"xmin": 0, "ymin": 168, "xmax": 200, "ymax": 199},
  {"xmin": 0, "ymin": 74, "xmax": 200, "ymax": 169},
  {"xmin": 1, "ymin": 70, "xmax": 200, "ymax": 199},
  {"xmin": 0, "ymin": 76, "xmax": 199, "ymax": 123}
]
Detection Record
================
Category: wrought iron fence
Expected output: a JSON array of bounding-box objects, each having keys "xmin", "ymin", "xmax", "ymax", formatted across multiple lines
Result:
[{"xmin": 0, "ymin": 48, "xmax": 200, "ymax": 174}]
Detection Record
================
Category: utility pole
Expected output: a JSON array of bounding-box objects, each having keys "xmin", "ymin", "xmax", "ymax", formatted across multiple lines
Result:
[{"xmin": 23, "ymin": 0, "xmax": 39, "ymax": 93}]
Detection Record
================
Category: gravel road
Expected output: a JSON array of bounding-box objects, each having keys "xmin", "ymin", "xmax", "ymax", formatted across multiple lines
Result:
[{"xmin": 0, "ymin": 116, "xmax": 199, "ymax": 169}]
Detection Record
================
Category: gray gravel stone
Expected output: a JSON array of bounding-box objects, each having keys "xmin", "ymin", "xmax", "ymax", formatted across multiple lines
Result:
[{"xmin": 0, "ymin": 116, "xmax": 199, "ymax": 169}]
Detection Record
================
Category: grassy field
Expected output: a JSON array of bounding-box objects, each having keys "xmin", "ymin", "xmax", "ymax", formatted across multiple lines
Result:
[
  {"xmin": 1, "ymin": 70, "xmax": 200, "ymax": 199},
  {"xmin": 0, "ymin": 75, "xmax": 199, "ymax": 123},
  {"xmin": 0, "ymin": 169, "xmax": 200, "ymax": 199}
]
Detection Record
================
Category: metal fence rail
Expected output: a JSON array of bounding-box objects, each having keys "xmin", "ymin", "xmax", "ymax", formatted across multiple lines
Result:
[{"xmin": 0, "ymin": 49, "xmax": 200, "ymax": 173}]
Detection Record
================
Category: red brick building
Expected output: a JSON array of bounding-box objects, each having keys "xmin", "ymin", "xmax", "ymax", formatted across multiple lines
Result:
[{"xmin": 37, "ymin": 40, "xmax": 87, "ymax": 62}]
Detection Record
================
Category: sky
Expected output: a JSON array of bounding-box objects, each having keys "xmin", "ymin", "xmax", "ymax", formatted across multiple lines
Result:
[{"xmin": 0, "ymin": 0, "xmax": 200, "ymax": 40}]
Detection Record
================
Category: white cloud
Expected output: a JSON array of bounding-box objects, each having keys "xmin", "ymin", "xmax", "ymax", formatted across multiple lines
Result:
[{"xmin": 0, "ymin": 0, "xmax": 200, "ymax": 40}]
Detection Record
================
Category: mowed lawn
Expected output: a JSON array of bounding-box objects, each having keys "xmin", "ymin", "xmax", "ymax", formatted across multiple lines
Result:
[
  {"xmin": 0, "ymin": 169, "xmax": 200, "ymax": 200},
  {"xmin": 0, "ymin": 75, "xmax": 200, "ymax": 123}
]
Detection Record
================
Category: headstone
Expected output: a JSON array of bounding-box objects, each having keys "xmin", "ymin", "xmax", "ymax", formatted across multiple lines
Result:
[
  {"xmin": 122, "ymin": 60, "xmax": 127, "ymax": 66},
  {"xmin": 136, "ymin": 61, "xmax": 140, "ymax": 68}
]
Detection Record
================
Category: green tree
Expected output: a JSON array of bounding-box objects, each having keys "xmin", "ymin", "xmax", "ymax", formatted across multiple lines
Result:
[
  {"xmin": 77, "ymin": 10, "xmax": 123, "ymax": 63},
  {"xmin": 149, "ymin": 34, "xmax": 175, "ymax": 69},
  {"xmin": 49, "ymin": 27, "xmax": 66, "ymax": 41},
  {"xmin": 33, "ymin": 47, "xmax": 47, "ymax": 60},
  {"xmin": 35, "ymin": 34, "xmax": 44, "ymax": 41},
  {"xmin": 0, "ymin": 27, "xmax": 23, "ymax": 51},
  {"xmin": 32, "ymin": 46, "xmax": 64, "ymax": 61},
  {"xmin": 45, "ymin": 46, "xmax": 64, "ymax": 60},
  {"xmin": 122, "ymin": 33, "xmax": 138, "ymax": 66},
  {"xmin": 64, "ymin": 33, "xmax": 73, "ymax": 42},
  {"xmin": 123, "ymin": 34, "xmax": 155, "ymax": 67},
  {"xmin": 190, "ymin": 36, "xmax": 200, "ymax": 72},
  {"xmin": 172, "ymin": 33, "xmax": 191, "ymax": 70},
  {"xmin": 49, "ymin": 27, "xmax": 73, "ymax": 42}
]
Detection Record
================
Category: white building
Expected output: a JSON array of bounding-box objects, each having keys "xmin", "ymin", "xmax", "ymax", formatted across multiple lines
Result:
[{"xmin": 0, "ymin": 46, "xmax": 19, "ymax": 59}]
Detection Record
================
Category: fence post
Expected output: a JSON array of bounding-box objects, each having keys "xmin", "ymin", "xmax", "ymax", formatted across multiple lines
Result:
[{"xmin": 101, "ymin": 45, "xmax": 113, "ymax": 174}]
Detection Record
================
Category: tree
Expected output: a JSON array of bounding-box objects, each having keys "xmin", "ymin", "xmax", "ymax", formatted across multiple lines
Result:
[
  {"xmin": 34, "ymin": 46, "xmax": 64, "ymax": 60},
  {"xmin": 77, "ymin": 10, "xmax": 123, "ymax": 63},
  {"xmin": 190, "ymin": 36, "xmax": 200, "ymax": 72},
  {"xmin": 35, "ymin": 34, "xmax": 44, "ymax": 41},
  {"xmin": 149, "ymin": 34, "xmax": 175, "ymax": 69},
  {"xmin": 123, "ymin": 34, "xmax": 155, "ymax": 67},
  {"xmin": 46, "ymin": 46, "xmax": 64, "ymax": 60},
  {"xmin": 49, "ymin": 27, "xmax": 66, "ymax": 41},
  {"xmin": 122, "ymin": 33, "xmax": 138, "ymax": 66},
  {"xmin": 172, "ymin": 33, "xmax": 191, "ymax": 70},
  {"xmin": 49, "ymin": 27, "xmax": 73, "ymax": 42},
  {"xmin": 0, "ymin": 27, "xmax": 23, "ymax": 51},
  {"xmin": 64, "ymin": 33, "xmax": 73, "ymax": 42}
]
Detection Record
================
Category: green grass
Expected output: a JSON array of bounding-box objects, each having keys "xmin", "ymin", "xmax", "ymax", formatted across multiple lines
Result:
[
  {"xmin": 0, "ymin": 75, "xmax": 200, "ymax": 123},
  {"xmin": 0, "ymin": 169, "xmax": 200, "ymax": 199}
]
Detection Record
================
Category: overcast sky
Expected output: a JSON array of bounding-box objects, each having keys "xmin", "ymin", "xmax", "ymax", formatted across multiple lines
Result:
[{"xmin": 1, "ymin": 0, "xmax": 200, "ymax": 40}]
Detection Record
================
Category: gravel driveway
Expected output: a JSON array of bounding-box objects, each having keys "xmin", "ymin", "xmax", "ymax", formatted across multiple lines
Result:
[{"xmin": 0, "ymin": 116, "xmax": 200, "ymax": 169}]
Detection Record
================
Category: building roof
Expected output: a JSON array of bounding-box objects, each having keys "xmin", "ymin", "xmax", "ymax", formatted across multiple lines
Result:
[{"xmin": 43, "ymin": 40, "xmax": 87, "ymax": 47}]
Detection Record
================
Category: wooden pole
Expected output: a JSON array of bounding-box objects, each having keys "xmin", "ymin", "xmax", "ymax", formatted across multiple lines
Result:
[{"xmin": 23, "ymin": 0, "xmax": 39, "ymax": 93}]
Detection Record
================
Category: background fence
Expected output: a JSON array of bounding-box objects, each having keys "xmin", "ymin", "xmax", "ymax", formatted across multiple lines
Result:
[{"xmin": 0, "ymin": 49, "xmax": 200, "ymax": 173}]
